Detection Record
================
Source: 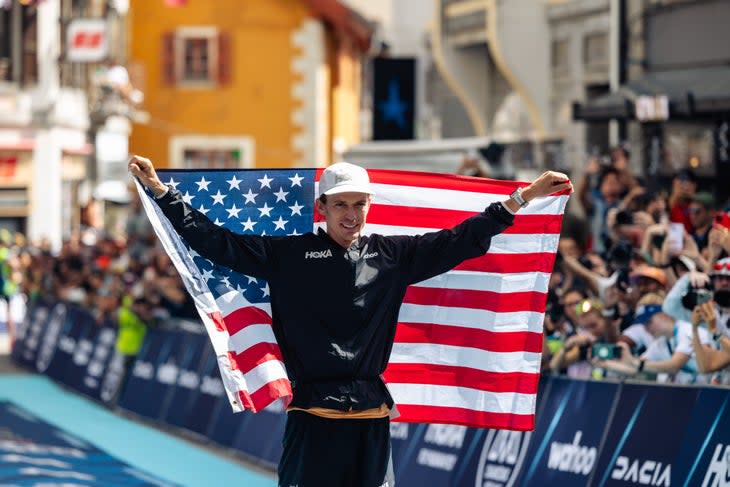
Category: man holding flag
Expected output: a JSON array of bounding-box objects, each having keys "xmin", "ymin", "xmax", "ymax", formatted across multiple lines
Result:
[{"xmin": 129, "ymin": 155, "xmax": 571, "ymax": 487}]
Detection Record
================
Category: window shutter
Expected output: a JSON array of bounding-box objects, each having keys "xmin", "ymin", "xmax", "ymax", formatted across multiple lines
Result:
[
  {"xmin": 161, "ymin": 31, "xmax": 175, "ymax": 85},
  {"xmin": 217, "ymin": 31, "xmax": 231, "ymax": 85}
]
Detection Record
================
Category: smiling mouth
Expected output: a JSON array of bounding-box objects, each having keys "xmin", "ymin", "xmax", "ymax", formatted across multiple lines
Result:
[{"xmin": 342, "ymin": 222, "xmax": 358, "ymax": 230}]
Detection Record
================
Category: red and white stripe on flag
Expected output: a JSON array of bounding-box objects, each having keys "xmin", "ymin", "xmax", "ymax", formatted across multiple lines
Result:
[{"xmin": 315, "ymin": 170, "xmax": 568, "ymax": 430}]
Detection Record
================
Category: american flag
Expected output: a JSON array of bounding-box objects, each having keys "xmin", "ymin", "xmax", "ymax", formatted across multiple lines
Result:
[{"xmin": 136, "ymin": 168, "xmax": 568, "ymax": 430}]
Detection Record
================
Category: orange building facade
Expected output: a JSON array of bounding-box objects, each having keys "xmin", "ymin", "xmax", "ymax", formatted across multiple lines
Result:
[{"xmin": 127, "ymin": 0, "xmax": 371, "ymax": 169}]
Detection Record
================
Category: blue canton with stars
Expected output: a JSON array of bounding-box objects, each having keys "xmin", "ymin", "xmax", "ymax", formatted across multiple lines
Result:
[{"xmin": 156, "ymin": 169, "xmax": 316, "ymax": 305}]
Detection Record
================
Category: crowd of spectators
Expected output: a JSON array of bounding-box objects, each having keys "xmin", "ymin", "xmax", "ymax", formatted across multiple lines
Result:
[
  {"xmin": 0, "ymin": 188, "xmax": 199, "ymax": 351},
  {"xmin": 1, "ymin": 155, "xmax": 730, "ymax": 389},
  {"xmin": 545, "ymin": 145, "xmax": 730, "ymax": 385}
]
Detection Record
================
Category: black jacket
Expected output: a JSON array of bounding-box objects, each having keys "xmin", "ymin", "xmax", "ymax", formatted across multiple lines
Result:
[{"xmin": 156, "ymin": 188, "xmax": 514, "ymax": 411}]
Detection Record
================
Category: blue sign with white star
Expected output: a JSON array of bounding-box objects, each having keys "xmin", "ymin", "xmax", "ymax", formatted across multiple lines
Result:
[{"xmin": 373, "ymin": 57, "xmax": 416, "ymax": 140}]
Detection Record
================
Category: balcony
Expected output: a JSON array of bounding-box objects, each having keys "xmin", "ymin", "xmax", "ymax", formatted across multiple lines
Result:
[{"xmin": 442, "ymin": 0, "xmax": 488, "ymax": 47}]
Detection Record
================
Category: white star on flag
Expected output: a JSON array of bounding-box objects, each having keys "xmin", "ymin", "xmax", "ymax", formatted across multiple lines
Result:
[
  {"xmin": 273, "ymin": 216, "xmax": 288, "ymax": 230},
  {"xmin": 201, "ymin": 269, "xmax": 214, "ymax": 281},
  {"xmin": 289, "ymin": 201, "xmax": 304, "ymax": 216},
  {"xmin": 288, "ymin": 173, "xmax": 304, "ymax": 187},
  {"xmin": 274, "ymin": 187, "xmax": 289, "ymax": 202},
  {"xmin": 260, "ymin": 283, "xmax": 270, "ymax": 297},
  {"xmin": 258, "ymin": 174, "xmax": 273, "ymax": 189},
  {"xmin": 211, "ymin": 190, "xmax": 227, "ymax": 205},
  {"xmin": 165, "ymin": 177, "xmax": 180, "ymax": 189},
  {"xmin": 226, "ymin": 204, "xmax": 243, "ymax": 219},
  {"xmin": 227, "ymin": 175, "xmax": 243, "ymax": 190},
  {"xmin": 241, "ymin": 217, "xmax": 256, "ymax": 231},
  {"xmin": 181, "ymin": 191, "xmax": 195, "ymax": 204},
  {"xmin": 258, "ymin": 203, "xmax": 273, "ymax": 218},
  {"xmin": 195, "ymin": 177, "xmax": 211, "ymax": 191},
  {"xmin": 198, "ymin": 205, "xmax": 210, "ymax": 215},
  {"xmin": 243, "ymin": 189, "xmax": 258, "ymax": 204}
]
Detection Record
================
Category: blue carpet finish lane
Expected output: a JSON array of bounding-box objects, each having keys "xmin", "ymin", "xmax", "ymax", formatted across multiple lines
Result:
[{"xmin": 0, "ymin": 375, "xmax": 276, "ymax": 487}]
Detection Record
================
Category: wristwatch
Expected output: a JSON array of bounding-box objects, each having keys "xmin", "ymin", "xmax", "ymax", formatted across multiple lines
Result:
[{"xmin": 510, "ymin": 187, "xmax": 529, "ymax": 208}]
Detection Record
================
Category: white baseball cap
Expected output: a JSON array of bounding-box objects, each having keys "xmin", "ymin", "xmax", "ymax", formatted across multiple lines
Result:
[{"xmin": 318, "ymin": 162, "xmax": 375, "ymax": 198}]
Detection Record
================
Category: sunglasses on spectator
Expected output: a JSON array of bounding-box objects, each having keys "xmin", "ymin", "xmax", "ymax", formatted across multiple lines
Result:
[{"xmin": 574, "ymin": 299, "xmax": 603, "ymax": 316}]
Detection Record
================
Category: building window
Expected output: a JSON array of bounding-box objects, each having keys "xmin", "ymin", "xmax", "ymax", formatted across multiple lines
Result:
[
  {"xmin": 583, "ymin": 31, "xmax": 608, "ymax": 70},
  {"xmin": 183, "ymin": 149, "xmax": 240, "ymax": 169},
  {"xmin": 162, "ymin": 27, "xmax": 231, "ymax": 87},
  {"xmin": 0, "ymin": 2, "xmax": 38, "ymax": 84},
  {"xmin": 182, "ymin": 37, "xmax": 210, "ymax": 81},
  {"xmin": 169, "ymin": 136, "xmax": 254, "ymax": 169},
  {"xmin": 664, "ymin": 122, "xmax": 714, "ymax": 176},
  {"xmin": 551, "ymin": 39, "xmax": 569, "ymax": 75}
]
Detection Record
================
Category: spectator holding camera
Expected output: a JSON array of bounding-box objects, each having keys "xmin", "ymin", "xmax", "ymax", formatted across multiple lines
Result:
[
  {"xmin": 707, "ymin": 220, "xmax": 730, "ymax": 267},
  {"xmin": 619, "ymin": 292, "xmax": 664, "ymax": 355},
  {"xmin": 691, "ymin": 301, "xmax": 730, "ymax": 383},
  {"xmin": 596, "ymin": 310, "xmax": 712, "ymax": 383},
  {"xmin": 578, "ymin": 153, "xmax": 634, "ymax": 253},
  {"xmin": 669, "ymin": 168, "xmax": 698, "ymax": 233},
  {"xmin": 663, "ymin": 258, "xmax": 730, "ymax": 332},
  {"xmin": 688, "ymin": 192, "xmax": 717, "ymax": 255},
  {"xmin": 549, "ymin": 298, "xmax": 618, "ymax": 378}
]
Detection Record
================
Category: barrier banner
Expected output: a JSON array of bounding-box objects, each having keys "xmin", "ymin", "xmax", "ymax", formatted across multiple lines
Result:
[
  {"xmin": 11, "ymin": 299, "xmax": 52, "ymax": 368},
  {"xmin": 453, "ymin": 426, "xmax": 534, "ymax": 487},
  {"xmin": 161, "ymin": 329, "xmax": 210, "ymax": 428},
  {"xmin": 590, "ymin": 382, "xmax": 699, "ymax": 487},
  {"xmin": 0, "ymin": 400, "xmax": 178, "ymax": 486},
  {"xmin": 451, "ymin": 376, "xmax": 551, "ymax": 487},
  {"xmin": 392, "ymin": 423, "xmax": 473, "ymax": 486},
  {"xmin": 231, "ymin": 403, "xmax": 286, "ymax": 468},
  {"xmin": 671, "ymin": 387, "xmax": 730, "ymax": 487},
  {"xmin": 185, "ymin": 344, "xmax": 232, "ymax": 440},
  {"xmin": 516, "ymin": 378, "xmax": 619, "ymax": 487},
  {"xmin": 118, "ymin": 327, "xmax": 186, "ymax": 420},
  {"xmin": 390, "ymin": 421, "xmax": 417, "ymax": 473},
  {"xmin": 76, "ymin": 323, "xmax": 117, "ymax": 400},
  {"xmin": 34, "ymin": 302, "xmax": 76, "ymax": 379},
  {"xmin": 44, "ymin": 306, "xmax": 100, "ymax": 391}
]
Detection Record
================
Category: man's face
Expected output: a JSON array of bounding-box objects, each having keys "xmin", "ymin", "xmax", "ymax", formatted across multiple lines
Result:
[
  {"xmin": 317, "ymin": 192, "xmax": 371, "ymax": 248},
  {"xmin": 713, "ymin": 275, "xmax": 730, "ymax": 292},
  {"xmin": 647, "ymin": 313, "xmax": 673, "ymax": 338},
  {"xmin": 688, "ymin": 203, "xmax": 711, "ymax": 229},
  {"xmin": 578, "ymin": 310, "xmax": 604, "ymax": 338},
  {"xmin": 632, "ymin": 276, "xmax": 663, "ymax": 296},
  {"xmin": 562, "ymin": 291, "xmax": 584, "ymax": 323},
  {"xmin": 599, "ymin": 173, "xmax": 623, "ymax": 202},
  {"xmin": 673, "ymin": 177, "xmax": 696, "ymax": 199}
]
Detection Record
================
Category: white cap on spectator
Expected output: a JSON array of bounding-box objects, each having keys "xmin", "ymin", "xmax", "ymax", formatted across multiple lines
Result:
[{"xmin": 318, "ymin": 162, "xmax": 375, "ymax": 198}]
